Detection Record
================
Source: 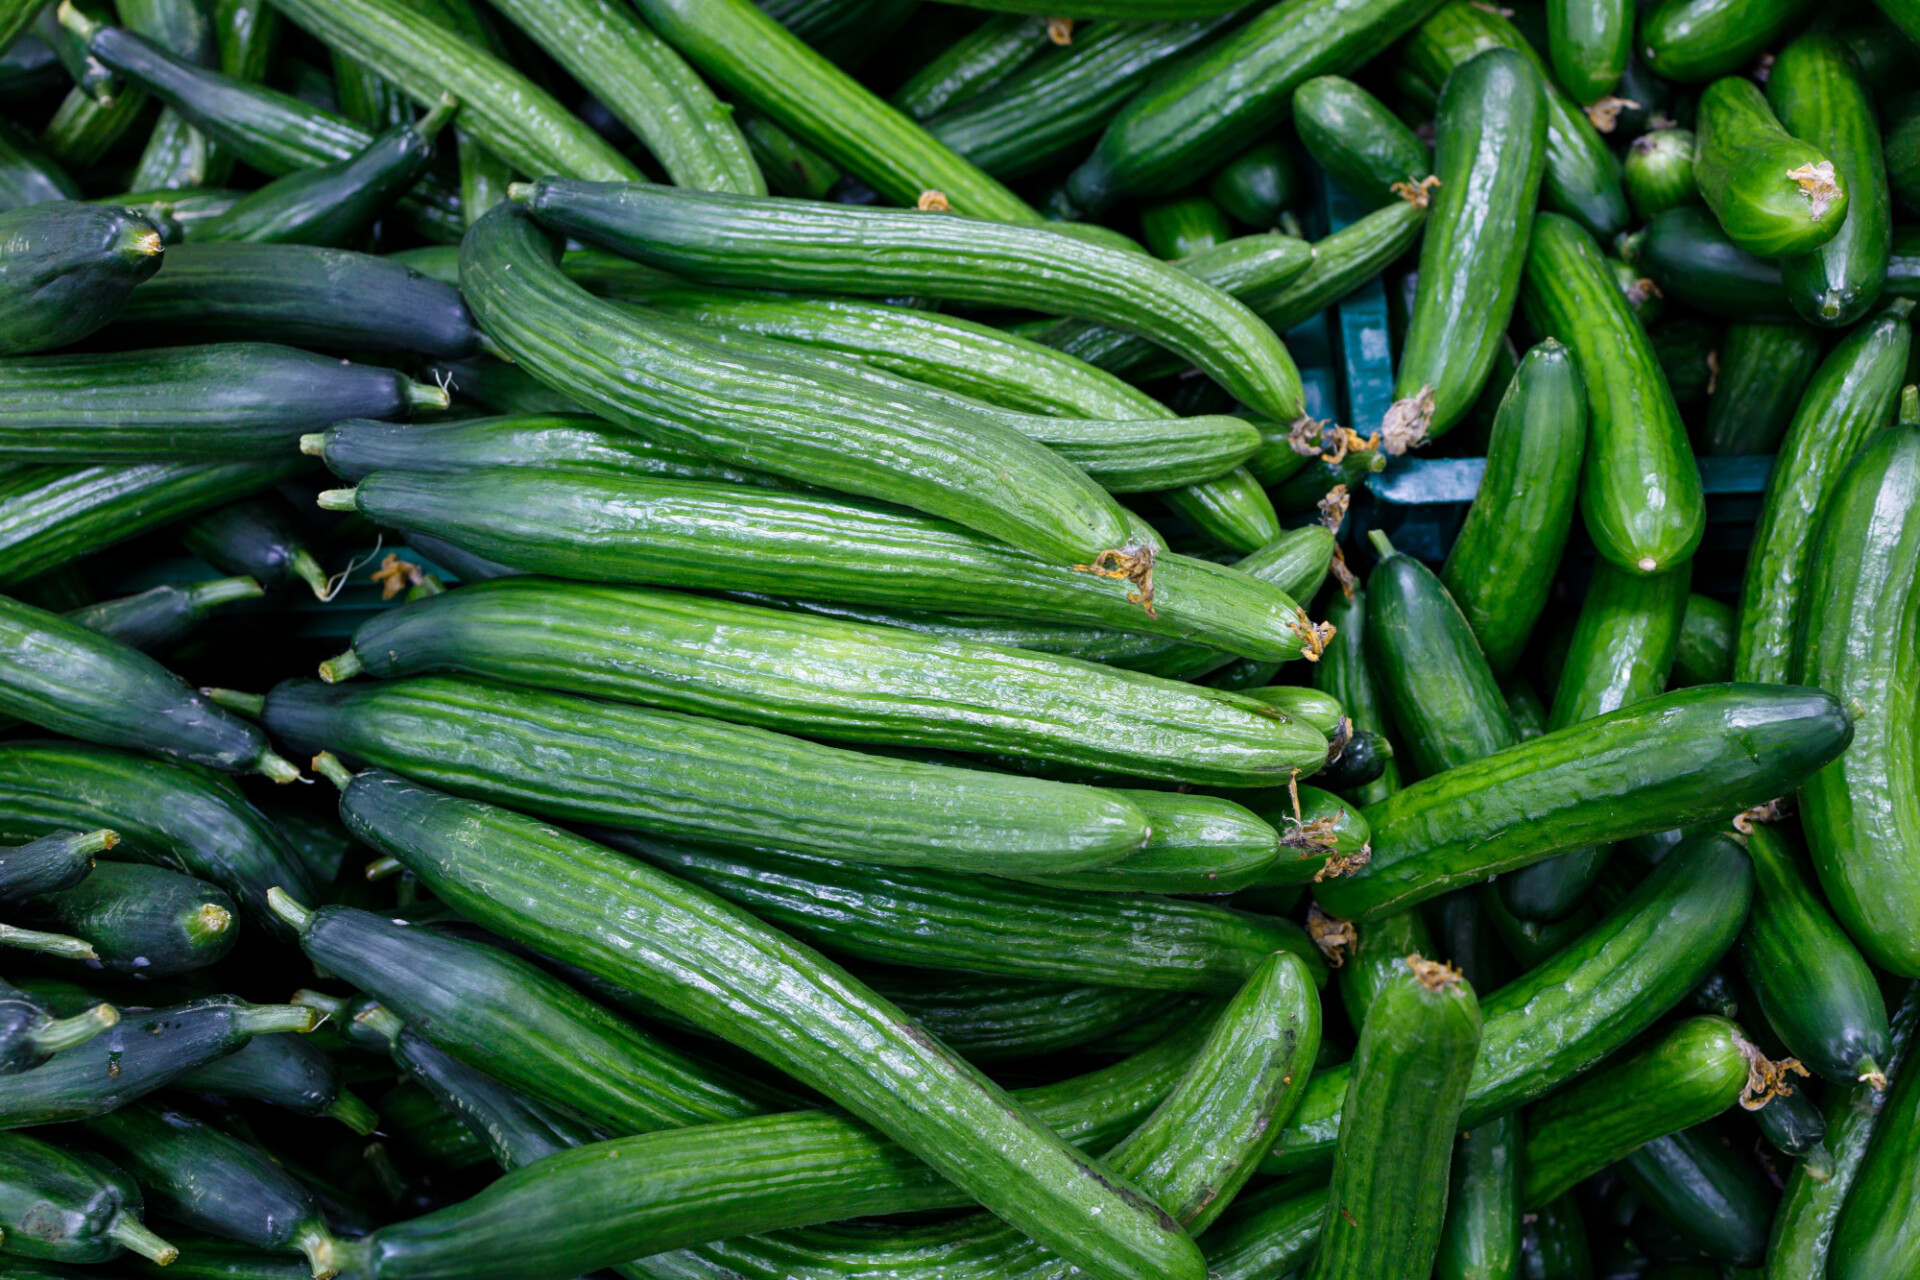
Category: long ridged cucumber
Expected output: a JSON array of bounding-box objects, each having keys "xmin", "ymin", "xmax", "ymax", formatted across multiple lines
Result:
[
  {"xmin": 1695, "ymin": 76, "xmax": 1849, "ymax": 259},
  {"xmin": 0, "ymin": 203, "xmax": 163, "ymax": 356},
  {"xmin": 63, "ymin": 577, "xmax": 259, "ymax": 653},
  {"xmin": 869, "ymin": 974, "xmax": 1180, "ymax": 1062},
  {"xmin": 891, "ymin": 14, "xmax": 1050, "ymax": 121}
]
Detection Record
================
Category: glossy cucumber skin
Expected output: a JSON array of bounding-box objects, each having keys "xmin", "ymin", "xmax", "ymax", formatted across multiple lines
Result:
[
  {"xmin": 170, "ymin": 1031, "xmax": 355, "ymax": 1119},
  {"xmin": 1740, "ymin": 823, "xmax": 1891, "ymax": 1084},
  {"xmin": 1315, "ymin": 584, "xmax": 1402, "ymax": 807},
  {"xmin": 1619, "ymin": 1128, "xmax": 1773, "ymax": 1266},
  {"xmin": 1267, "ymin": 833, "xmax": 1754, "ymax": 1174},
  {"xmin": 1635, "ymin": 205, "xmax": 1796, "ymax": 322},
  {"xmin": 1521, "ymin": 212, "xmax": 1704, "ymax": 575},
  {"xmin": 891, "ymin": 14, "xmax": 1050, "ymax": 121},
  {"xmin": 1549, "ymin": 560, "xmax": 1690, "ymax": 729},
  {"xmin": 1392, "ymin": 48, "xmax": 1547, "ymax": 445},
  {"xmin": 1368, "ymin": 544, "xmax": 1518, "ymax": 779},
  {"xmin": 1295, "ymin": 75, "xmax": 1431, "ymax": 209},
  {"xmin": 1251, "ymin": 200, "xmax": 1429, "ymax": 338},
  {"xmin": 1307, "ymin": 964, "xmax": 1482, "ymax": 1280},
  {"xmin": 462, "ymin": 205, "xmax": 1137, "ymax": 565},
  {"xmin": 1703, "ymin": 322, "xmax": 1825, "ymax": 455},
  {"xmin": 179, "ymin": 496, "xmax": 318, "ymax": 594},
  {"xmin": 338, "ymin": 772, "xmax": 1206, "ymax": 1280},
  {"xmin": 1017, "ymin": 791, "xmax": 1283, "ymax": 894},
  {"xmin": 1695, "ymin": 77, "xmax": 1848, "ymax": 259},
  {"xmin": 64, "ymin": 577, "xmax": 261, "ymax": 653},
  {"xmin": 1141, "ymin": 194, "xmax": 1232, "ymax": 259},
  {"xmin": 872, "ymin": 975, "xmax": 1178, "ymax": 1063},
  {"xmin": 1624, "ymin": 128, "xmax": 1699, "ymax": 221},
  {"xmin": 1316, "ymin": 685, "xmax": 1843, "ymax": 919},
  {"xmin": 1517, "ymin": 1196, "xmax": 1589, "ymax": 1280},
  {"xmin": 1793, "ymin": 424, "xmax": 1920, "ymax": 975},
  {"xmin": 27, "ymin": 861, "xmax": 234, "ymax": 977},
  {"xmin": 1769, "ymin": 36, "xmax": 1889, "ymax": 325},
  {"xmin": 0, "ymin": 203, "xmax": 163, "ymax": 356},
  {"xmin": 1209, "ymin": 141, "xmax": 1299, "ymax": 227},
  {"xmin": 0, "ymin": 1132, "xmax": 148, "ymax": 1263},
  {"xmin": 1439, "ymin": 341, "xmax": 1585, "ymax": 679},
  {"xmin": 1064, "ymin": 0, "xmax": 1448, "ymax": 213},
  {"xmin": 1671, "ymin": 593, "xmax": 1735, "ymax": 686},
  {"xmin": 1434, "ymin": 1112, "xmax": 1521, "ymax": 1280},
  {"xmin": 1337, "ymin": 908, "xmax": 1435, "ymax": 1033},
  {"xmin": 117, "ymin": 244, "xmax": 476, "ymax": 357},
  {"xmin": 1160, "ymin": 468, "xmax": 1280, "ymax": 553},
  {"xmin": 1547, "ymin": 0, "xmax": 1629, "ymax": 103},
  {"xmin": 0, "ymin": 830, "xmax": 102, "ymax": 903},
  {"xmin": 1521, "ymin": 1015, "xmax": 1748, "ymax": 1206},
  {"xmin": 1641, "ymin": 0, "xmax": 1818, "ymax": 82}
]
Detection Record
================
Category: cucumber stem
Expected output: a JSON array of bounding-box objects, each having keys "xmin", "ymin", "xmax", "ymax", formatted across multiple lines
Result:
[
  {"xmin": 189, "ymin": 901, "xmax": 234, "ymax": 944},
  {"xmin": 298, "ymin": 1222, "xmax": 345, "ymax": 1280},
  {"xmin": 185, "ymin": 576, "xmax": 264, "ymax": 612},
  {"xmin": 506, "ymin": 181, "xmax": 537, "ymax": 203},
  {"xmin": 408, "ymin": 379, "xmax": 451, "ymax": 412},
  {"xmin": 291, "ymin": 549, "xmax": 331, "ymax": 601},
  {"xmin": 319, "ymin": 649, "xmax": 364, "ymax": 683},
  {"xmin": 352, "ymin": 1003, "xmax": 404, "ymax": 1045},
  {"xmin": 415, "ymin": 92, "xmax": 460, "ymax": 139},
  {"xmin": 255, "ymin": 751, "xmax": 302, "ymax": 784},
  {"xmin": 311, "ymin": 752, "xmax": 355, "ymax": 790},
  {"xmin": 291, "ymin": 988, "xmax": 348, "ymax": 1019},
  {"xmin": 55, "ymin": 0, "xmax": 101, "ymax": 41},
  {"xmin": 266, "ymin": 886, "xmax": 315, "ymax": 932},
  {"xmin": 299, "ymin": 432, "xmax": 327, "ymax": 456},
  {"xmin": 316, "ymin": 489, "xmax": 359, "ymax": 512},
  {"xmin": 326, "ymin": 1089, "xmax": 381, "ymax": 1136},
  {"xmin": 234, "ymin": 1002, "xmax": 321, "ymax": 1036},
  {"xmin": 107, "ymin": 1216, "xmax": 177, "ymax": 1266},
  {"xmin": 31, "ymin": 1002, "xmax": 118, "ymax": 1054},
  {"xmin": 1859, "ymin": 1060, "xmax": 1888, "ymax": 1092},
  {"xmin": 0, "ymin": 923, "xmax": 95, "ymax": 961},
  {"xmin": 202, "ymin": 687, "xmax": 266, "ymax": 718},
  {"xmin": 1367, "ymin": 528, "xmax": 1396, "ymax": 560},
  {"xmin": 67, "ymin": 828, "xmax": 117, "ymax": 857}
]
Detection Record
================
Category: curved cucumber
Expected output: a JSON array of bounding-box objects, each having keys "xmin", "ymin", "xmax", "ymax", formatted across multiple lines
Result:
[
  {"xmin": 1548, "ymin": 559, "xmax": 1690, "ymax": 731},
  {"xmin": 170, "ymin": 1029, "xmax": 378, "ymax": 1130},
  {"xmin": 26, "ymin": 860, "xmax": 235, "ymax": 977},
  {"xmin": 0, "ymin": 202, "xmax": 163, "ymax": 356},
  {"xmin": 0, "ymin": 828, "xmax": 114, "ymax": 904},
  {"xmin": 1434, "ymin": 1113, "xmax": 1521, "ymax": 1280},
  {"xmin": 0, "ymin": 1132, "xmax": 174, "ymax": 1265},
  {"xmin": 1634, "ymin": 205, "xmax": 1796, "ymax": 322},
  {"xmin": 1703, "ymin": 321, "xmax": 1824, "ymax": 455},
  {"xmin": 64, "ymin": 576, "xmax": 262, "ymax": 653},
  {"xmin": 1641, "ymin": 0, "xmax": 1819, "ymax": 81},
  {"xmin": 1314, "ymin": 583, "xmax": 1402, "ymax": 807},
  {"xmin": 1547, "ymin": 0, "xmax": 1629, "ymax": 104},
  {"xmin": 180, "ymin": 496, "xmax": 326, "ymax": 598},
  {"xmin": 1695, "ymin": 76, "xmax": 1849, "ymax": 259},
  {"xmin": 1294, "ymin": 75, "xmax": 1431, "ymax": 210},
  {"xmin": 1619, "ymin": 1127, "xmax": 1772, "ymax": 1266}
]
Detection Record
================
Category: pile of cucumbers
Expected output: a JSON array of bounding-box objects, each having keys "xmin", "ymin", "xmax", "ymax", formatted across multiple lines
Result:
[{"xmin": 0, "ymin": 0, "xmax": 1916, "ymax": 1277}]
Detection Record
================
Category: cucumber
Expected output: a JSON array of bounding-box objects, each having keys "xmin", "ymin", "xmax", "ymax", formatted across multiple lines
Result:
[
  {"xmin": 1517, "ymin": 1195, "xmax": 1589, "ymax": 1279},
  {"xmin": 1160, "ymin": 468, "xmax": 1280, "ymax": 553},
  {"xmin": 1547, "ymin": 0, "xmax": 1629, "ymax": 105},
  {"xmin": 1141, "ymin": 194, "xmax": 1232, "ymax": 259},
  {"xmin": 103, "ymin": 187, "xmax": 247, "ymax": 243},
  {"xmin": 1703, "ymin": 322, "xmax": 1825, "ymax": 455},
  {"xmin": 332, "ymin": 49, "xmax": 409, "ymax": 129},
  {"xmin": 0, "ymin": 203, "xmax": 163, "ymax": 356},
  {"xmin": 180, "ymin": 497, "xmax": 327, "ymax": 599},
  {"xmin": 0, "ymin": 977, "xmax": 116, "ymax": 1075},
  {"xmin": 1315, "ymin": 583, "xmax": 1402, "ymax": 807},
  {"xmin": 0, "ymin": 594, "xmax": 296, "ymax": 781},
  {"xmin": 1794, "ymin": 417, "xmax": 1920, "ymax": 975},
  {"xmin": 890, "ymin": 14, "xmax": 1050, "ymax": 121},
  {"xmin": 80, "ymin": 1105, "xmax": 341, "ymax": 1275},
  {"xmin": 1887, "ymin": 224, "xmax": 1920, "ymax": 297},
  {"xmin": 1308, "ymin": 959, "xmax": 1483, "ymax": 1280},
  {"xmin": 0, "ymin": 996, "xmax": 314, "ymax": 1127},
  {"xmin": 1246, "ymin": 198, "xmax": 1429, "ymax": 344},
  {"xmin": 615, "ymin": 834, "xmax": 1326, "ymax": 991},
  {"xmin": 1640, "ymin": 0, "xmax": 1819, "ymax": 81},
  {"xmin": 1295, "ymin": 75, "xmax": 1431, "ymax": 209},
  {"xmin": 869, "ymin": 974, "xmax": 1180, "ymax": 1063},
  {"xmin": 1203, "ymin": 1182, "xmax": 1327, "ymax": 1280},
  {"xmin": 65, "ymin": 577, "xmax": 262, "ymax": 653},
  {"xmin": 25, "ymin": 861, "xmax": 235, "ymax": 976},
  {"xmin": 170, "ymin": 1030, "xmax": 379, "ymax": 1131},
  {"xmin": 1769, "ymin": 34, "xmax": 1891, "ymax": 325},
  {"xmin": 510, "ymin": 184, "xmax": 1308, "ymax": 427},
  {"xmin": 1649, "ymin": 314, "xmax": 1722, "ymax": 409},
  {"xmin": 1633, "ymin": 205, "xmax": 1795, "ymax": 321},
  {"xmin": 1521, "ymin": 1015, "xmax": 1751, "ymax": 1206},
  {"xmin": 1670, "ymin": 593, "xmax": 1735, "ymax": 686},
  {"xmin": 1249, "ymin": 784, "xmax": 1374, "ymax": 885},
  {"xmin": 0, "ymin": 119, "xmax": 76, "ymax": 211},
  {"xmin": 1695, "ymin": 77, "xmax": 1849, "ymax": 259},
  {"xmin": 1337, "ymin": 908, "xmax": 1435, "ymax": 1033},
  {"xmin": 1063, "ymin": 0, "xmax": 1448, "ymax": 213},
  {"xmin": 1754, "ymin": 1081, "xmax": 1829, "ymax": 1164},
  {"xmin": 1368, "ymin": 532, "xmax": 1518, "ymax": 779},
  {"xmin": 1316, "ymin": 684, "xmax": 1842, "ymax": 919},
  {"xmin": 1618, "ymin": 1127, "xmax": 1772, "ymax": 1266},
  {"xmin": 336, "ymin": 771, "xmax": 1207, "ymax": 1280},
  {"xmin": 0, "ymin": 828, "xmax": 115, "ymax": 903},
  {"xmin": 1737, "ymin": 303, "xmax": 1910, "ymax": 685},
  {"xmin": 1740, "ymin": 822, "xmax": 1891, "ymax": 1086},
  {"xmin": 735, "ymin": 109, "xmax": 840, "ymax": 199},
  {"xmin": 1521, "ymin": 211, "xmax": 1705, "ymax": 575},
  {"xmin": 1439, "ymin": 340, "xmax": 1585, "ymax": 679},
  {"xmin": 1385, "ymin": 48, "xmax": 1547, "ymax": 451},
  {"xmin": 1625, "ymin": 128, "xmax": 1699, "ymax": 220},
  {"xmin": 910, "ymin": 0, "xmax": 1241, "ymax": 11},
  {"xmin": 1210, "ymin": 141, "xmax": 1300, "ymax": 226},
  {"xmin": 1548, "ymin": 559, "xmax": 1690, "ymax": 731},
  {"xmin": 1434, "ymin": 1113, "xmax": 1521, "ymax": 1280},
  {"xmin": 1400, "ymin": 1, "xmax": 1629, "ymax": 239},
  {"xmin": 0, "ymin": 1133, "xmax": 175, "ymax": 1265}
]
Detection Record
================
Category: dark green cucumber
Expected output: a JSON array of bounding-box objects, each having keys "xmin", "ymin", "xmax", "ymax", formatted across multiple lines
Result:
[
  {"xmin": 180, "ymin": 496, "xmax": 326, "ymax": 599},
  {"xmin": 1435, "ymin": 1113, "xmax": 1521, "ymax": 1280},
  {"xmin": 1368, "ymin": 532, "xmax": 1518, "ymax": 779},
  {"xmin": 1521, "ymin": 211, "xmax": 1704, "ymax": 575},
  {"xmin": 1754, "ymin": 1081, "xmax": 1829, "ymax": 1163},
  {"xmin": 1063, "ymin": 0, "xmax": 1446, "ymax": 213},
  {"xmin": 0, "ymin": 343, "xmax": 444, "ymax": 463},
  {"xmin": 1640, "ymin": 0, "xmax": 1818, "ymax": 81},
  {"xmin": 1618, "ymin": 1127, "xmax": 1772, "ymax": 1266},
  {"xmin": 0, "ymin": 203, "xmax": 163, "ymax": 356},
  {"xmin": 0, "ymin": 976, "xmax": 116, "ymax": 1075},
  {"xmin": 0, "ymin": 594, "xmax": 295, "ymax": 781},
  {"xmin": 1336, "ymin": 907, "xmax": 1434, "ymax": 1033},
  {"xmin": 1308, "ymin": 959, "xmax": 1482, "ymax": 1280},
  {"xmin": 1624, "ymin": 128, "xmax": 1699, "ymax": 221},
  {"xmin": 512, "ymin": 184, "xmax": 1307, "ymax": 426},
  {"xmin": 1516, "ymin": 1196, "xmax": 1589, "ymax": 1280},
  {"xmin": 1740, "ymin": 822, "xmax": 1891, "ymax": 1085},
  {"xmin": 1203, "ymin": 1181, "xmax": 1327, "ymax": 1280},
  {"xmin": 1266, "ymin": 832, "xmax": 1755, "ymax": 1173},
  {"xmin": 1736, "ymin": 303, "xmax": 1910, "ymax": 684},
  {"xmin": 1315, "ymin": 583, "xmax": 1402, "ymax": 807},
  {"xmin": 1794, "ymin": 418, "xmax": 1920, "ymax": 975},
  {"xmin": 890, "ymin": 14, "xmax": 1050, "ymax": 121},
  {"xmin": 615, "ymin": 833, "xmax": 1325, "ymax": 992},
  {"xmin": 1695, "ymin": 77, "xmax": 1849, "ymax": 259},
  {"xmin": 1649, "ymin": 314, "xmax": 1722, "ymax": 409},
  {"xmin": 1320, "ymin": 683, "xmax": 1843, "ymax": 920},
  {"xmin": 338, "ymin": 771, "xmax": 1206, "ymax": 1280},
  {"xmin": 80, "ymin": 1105, "xmax": 340, "ymax": 1274},
  {"xmin": 1633, "ymin": 206, "xmax": 1795, "ymax": 321},
  {"xmin": 0, "ymin": 120, "xmax": 79, "ymax": 211},
  {"xmin": 1400, "ymin": 1, "xmax": 1628, "ymax": 239},
  {"xmin": 25, "ymin": 861, "xmax": 234, "ymax": 976},
  {"xmin": 0, "ymin": 1133, "xmax": 175, "ymax": 1265},
  {"xmin": 1670, "ymin": 593, "xmax": 1735, "ymax": 687},
  {"xmin": 1823, "ymin": 981, "xmax": 1920, "ymax": 1280},
  {"xmin": 1521, "ymin": 1015, "xmax": 1750, "ymax": 1206},
  {"xmin": 1478, "ymin": 882, "xmax": 1597, "ymax": 967},
  {"xmin": 1439, "ymin": 341, "xmax": 1585, "ymax": 679},
  {"xmin": 1141, "ymin": 194, "xmax": 1232, "ymax": 259},
  {"xmin": 64, "ymin": 577, "xmax": 262, "ymax": 654},
  {"xmin": 867, "ymin": 974, "xmax": 1178, "ymax": 1063},
  {"xmin": 735, "ymin": 109, "xmax": 840, "ymax": 199},
  {"xmin": 1703, "ymin": 321, "xmax": 1824, "ymax": 455},
  {"xmin": 1386, "ymin": 47, "xmax": 1546, "ymax": 451},
  {"xmin": 0, "ymin": 828, "xmax": 115, "ymax": 903},
  {"xmin": 1160, "ymin": 468, "xmax": 1280, "ymax": 553},
  {"xmin": 170, "ymin": 1029, "xmax": 378, "ymax": 1131},
  {"xmin": 1209, "ymin": 141, "xmax": 1299, "ymax": 226},
  {"xmin": 1294, "ymin": 75, "xmax": 1430, "ymax": 210},
  {"xmin": 1547, "ymin": 0, "xmax": 1629, "ymax": 104},
  {"xmin": 104, "ymin": 187, "xmax": 247, "ymax": 243},
  {"xmin": 0, "ymin": 996, "xmax": 314, "ymax": 1127},
  {"xmin": 1768, "ymin": 35, "xmax": 1890, "ymax": 325},
  {"xmin": 117, "ymin": 244, "xmax": 477, "ymax": 358}
]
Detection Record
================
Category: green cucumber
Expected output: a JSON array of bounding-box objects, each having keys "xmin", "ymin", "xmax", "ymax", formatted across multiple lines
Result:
[
  {"xmin": 64, "ymin": 577, "xmax": 262, "ymax": 653},
  {"xmin": 1548, "ymin": 559, "xmax": 1691, "ymax": 728},
  {"xmin": 102, "ymin": 187, "xmax": 246, "ymax": 243},
  {"xmin": 1633, "ymin": 205, "xmax": 1796, "ymax": 322},
  {"xmin": 1203, "ymin": 1181, "xmax": 1327, "ymax": 1280},
  {"xmin": 1737, "ymin": 303, "xmax": 1910, "ymax": 685},
  {"xmin": 1703, "ymin": 322, "xmax": 1825, "ymax": 455},
  {"xmin": 1063, "ymin": 0, "xmax": 1448, "ymax": 213},
  {"xmin": 869, "ymin": 974, "xmax": 1180, "ymax": 1063},
  {"xmin": 1210, "ymin": 141, "xmax": 1300, "ymax": 226},
  {"xmin": 332, "ymin": 50, "xmax": 409, "ymax": 129},
  {"xmin": 1547, "ymin": 0, "xmax": 1629, "ymax": 104},
  {"xmin": 1793, "ymin": 417, "xmax": 1920, "ymax": 975},
  {"xmin": 1618, "ymin": 1127, "xmax": 1772, "ymax": 1266},
  {"xmin": 1640, "ymin": 0, "xmax": 1819, "ymax": 81},
  {"xmin": 1521, "ymin": 1015, "xmax": 1751, "ymax": 1206},
  {"xmin": 1769, "ymin": 34, "xmax": 1891, "ymax": 325},
  {"xmin": 911, "ymin": 0, "xmax": 1241, "ymax": 11},
  {"xmin": 1671, "ymin": 593, "xmax": 1735, "ymax": 686},
  {"xmin": 1517, "ymin": 1195, "xmax": 1589, "ymax": 1279},
  {"xmin": 180, "ymin": 496, "xmax": 327, "ymax": 599},
  {"xmin": 1754, "ymin": 1081, "xmax": 1829, "ymax": 1163},
  {"xmin": 1435, "ymin": 1113, "xmax": 1522, "ymax": 1280},
  {"xmin": 337, "ymin": 771, "xmax": 1207, "ymax": 1280},
  {"xmin": 120, "ymin": 0, "xmax": 220, "ymax": 192},
  {"xmin": 1695, "ymin": 77, "xmax": 1849, "ymax": 259},
  {"xmin": 0, "ymin": 119, "xmax": 76, "ymax": 212},
  {"xmin": 1385, "ymin": 47, "xmax": 1546, "ymax": 451},
  {"xmin": 1246, "ymin": 784, "xmax": 1373, "ymax": 885},
  {"xmin": 1439, "ymin": 341, "xmax": 1585, "ymax": 679},
  {"xmin": 1337, "ymin": 907, "xmax": 1435, "ymax": 1033},
  {"xmin": 1315, "ymin": 582, "xmax": 1402, "ymax": 807},
  {"xmin": 0, "ymin": 976, "xmax": 116, "ymax": 1075},
  {"xmin": 80, "ymin": 1105, "xmax": 341, "ymax": 1274},
  {"xmin": 0, "ymin": 203, "xmax": 163, "ymax": 356},
  {"xmin": 0, "ymin": 829, "xmax": 115, "ymax": 903},
  {"xmin": 1740, "ymin": 822, "xmax": 1891, "ymax": 1086},
  {"xmin": 890, "ymin": 14, "xmax": 1050, "ymax": 121},
  {"xmin": 1368, "ymin": 531, "xmax": 1519, "ymax": 779},
  {"xmin": 1308, "ymin": 959, "xmax": 1482, "ymax": 1280},
  {"xmin": 170, "ymin": 1030, "xmax": 378, "ymax": 1131},
  {"xmin": 1160, "ymin": 468, "xmax": 1280, "ymax": 553},
  {"xmin": 1141, "ymin": 194, "xmax": 1232, "ymax": 259},
  {"xmin": 1294, "ymin": 75, "xmax": 1431, "ymax": 210},
  {"xmin": 25, "ymin": 861, "xmax": 235, "ymax": 976},
  {"xmin": 1625, "ymin": 128, "xmax": 1699, "ymax": 220},
  {"xmin": 1648, "ymin": 314, "xmax": 1722, "ymax": 409},
  {"xmin": 1241, "ymin": 684, "xmax": 1345, "ymax": 737},
  {"xmin": 1521, "ymin": 211, "xmax": 1705, "ymax": 575},
  {"xmin": 0, "ymin": 1133, "xmax": 175, "ymax": 1265},
  {"xmin": 734, "ymin": 109, "xmax": 841, "ymax": 199}
]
